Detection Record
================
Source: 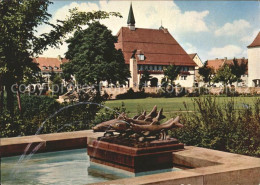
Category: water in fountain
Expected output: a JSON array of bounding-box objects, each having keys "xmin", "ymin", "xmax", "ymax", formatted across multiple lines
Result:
[{"xmin": 10, "ymin": 101, "xmax": 120, "ymax": 178}]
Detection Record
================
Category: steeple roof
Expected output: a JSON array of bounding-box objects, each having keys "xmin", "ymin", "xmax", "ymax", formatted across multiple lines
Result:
[
  {"xmin": 248, "ymin": 31, "xmax": 260, "ymax": 48},
  {"xmin": 127, "ymin": 3, "xmax": 135, "ymax": 25}
]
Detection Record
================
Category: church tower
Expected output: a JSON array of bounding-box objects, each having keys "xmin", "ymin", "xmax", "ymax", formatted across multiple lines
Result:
[
  {"xmin": 248, "ymin": 31, "xmax": 260, "ymax": 87},
  {"xmin": 127, "ymin": 3, "xmax": 135, "ymax": 31}
]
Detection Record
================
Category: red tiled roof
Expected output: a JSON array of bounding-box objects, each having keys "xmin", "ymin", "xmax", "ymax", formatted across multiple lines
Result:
[
  {"xmin": 207, "ymin": 59, "xmax": 225, "ymax": 71},
  {"xmin": 34, "ymin": 57, "xmax": 66, "ymax": 72},
  {"xmin": 61, "ymin": 58, "xmax": 69, "ymax": 64},
  {"xmin": 248, "ymin": 32, "xmax": 260, "ymax": 48},
  {"xmin": 115, "ymin": 27, "xmax": 196, "ymax": 66},
  {"xmin": 188, "ymin": 53, "xmax": 197, "ymax": 59},
  {"xmin": 207, "ymin": 58, "xmax": 248, "ymax": 74}
]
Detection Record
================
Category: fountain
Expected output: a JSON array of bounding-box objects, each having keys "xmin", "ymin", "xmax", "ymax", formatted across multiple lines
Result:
[
  {"xmin": 88, "ymin": 105, "xmax": 184, "ymax": 173},
  {"xmin": 2, "ymin": 103, "xmax": 260, "ymax": 184}
]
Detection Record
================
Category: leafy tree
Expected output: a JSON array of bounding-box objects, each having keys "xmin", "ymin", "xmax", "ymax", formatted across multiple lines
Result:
[
  {"xmin": 50, "ymin": 73, "xmax": 64, "ymax": 96},
  {"xmin": 163, "ymin": 65, "xmax": 181, "ymax": 85},
  {"xmin": 213, "ymin": 64, "xmax": 237, "ymax": 86},
  {"xmin": 199, "ymin": 61, "xmax": 214, "ymax": 86},
  {"xmin": 62, "ymin": 22, "xmax": 130, "ymax": 95},
  {"xmin": 139, "ymin": 69, "xmax": 151, "ymax": 89},
  {"xmin": 50, "ymin": 71, "xmax": 56, "ymax": 82},
  {"xmin": 0, "ymin": 0, "xmax": 121, "ymax": 114},
  {"xmin": 230, "ymin": 58, "xmax": 247, "ymax": 85},
  {"xmin": 150, "ymin": 78, "xmax": 158, "ymax": 87}
]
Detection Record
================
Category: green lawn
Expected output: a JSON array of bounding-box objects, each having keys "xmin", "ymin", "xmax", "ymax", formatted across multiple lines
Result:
[{"xmin": 104, "ymin": 96, "xmax": 257, "ymax": 119}]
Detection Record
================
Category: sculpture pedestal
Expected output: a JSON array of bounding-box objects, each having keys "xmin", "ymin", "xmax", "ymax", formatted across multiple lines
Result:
[{"xmin": 87, "ymin": 139, "xmax": 184, "ymax": 173}]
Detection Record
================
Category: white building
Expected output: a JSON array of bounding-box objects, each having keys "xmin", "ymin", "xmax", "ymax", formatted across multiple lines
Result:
[
  {"xmin": 189, "ymin": 53, "xmax": 203, "ymax": 87},
  {"xmin": 114, "ymin": 3, "xmax": 198, "ymax": 88},
  {"xmin": 248, "ymin": 31, "xmax": 260, "ymax": 87}
]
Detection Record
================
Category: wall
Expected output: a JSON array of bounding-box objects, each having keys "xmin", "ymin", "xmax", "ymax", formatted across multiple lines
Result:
[
  {"xmin": 203, "ymin": 87, "xmax": 260, "ymax": 95},
  {"xmin": 102, "ymin": 87, "xmax": 260, "ymax": 99}
]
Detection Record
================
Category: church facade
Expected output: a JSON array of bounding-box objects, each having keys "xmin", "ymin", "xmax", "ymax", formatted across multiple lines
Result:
[{"xmin": 115, "ymin": 4, "xmax": 197, "ymax": 88}]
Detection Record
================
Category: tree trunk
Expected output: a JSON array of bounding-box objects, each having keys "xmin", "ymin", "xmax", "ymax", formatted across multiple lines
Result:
[
  {"xmin": 96, "ymin": 80, "xmax": 101, "ymax": 96},
  {"xmin": 6, "ymin": 83, "xmax": 14, "ymax": 116},
  {"xmin": 95, "ymin": 80, "xmax": 103, "ymax": 103},
  {"xmin": 16, "ymin": 83, "xmax": 22, "ymax": 113},
  {"xmin": 0, "ymin": 78, "xmax": 4, "ymax": 113}
]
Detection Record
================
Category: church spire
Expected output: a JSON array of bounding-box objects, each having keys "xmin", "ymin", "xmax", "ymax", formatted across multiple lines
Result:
[
  {"xmin": 127, "ymin": 3, "xmax": 135, "ymax": 30},
  {"xmin": 159, "ymin": 20, "xmax": 164, "ymax": 30}
]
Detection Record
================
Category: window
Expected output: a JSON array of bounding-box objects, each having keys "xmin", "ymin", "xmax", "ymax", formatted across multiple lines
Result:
[
  {"xmin": 54, "ymin": 66, "xmax": 59, "ymax": 70},
  {"xmin": 181, "ymin": 76, "xmax": 187, "ymax": 80},
  {"xmin": 149, "ymin": 65, "xmax": 153, "ymax": 71},
  {"xmin": 144, "ymin": 65, "xmax": 149, "ymax": 70},
  {"xmin": 154, "ymin": 65, "xmax": 158, "ymax": 71},
  {"xmin": 139, "ymin": 65, "xmax": 143, "ymax": 70},
  {"xmin": 42, "ymin": 66, "xmax": 47, "ymax": 70},
  {"xmin": 49, "ymin": 66, "xmax": 53, "ymax": 70},
  {"xmin": 138, "ymin": 54, "xmax": 145, "ymax": 61},
  {"xmin": 158, "ymin": 66, "xmax": 162, "ymax": 71}
]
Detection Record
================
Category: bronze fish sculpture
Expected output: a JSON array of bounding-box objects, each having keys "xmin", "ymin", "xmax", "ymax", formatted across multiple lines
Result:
[
  {"xmin": 92, "ymin": 105, "xmax": 162, "ymax": 132},
  {"xmin": 111, "ymin": 116, "xmax": 182, "ymax": 134},
  {"xmin": 130, "ymin": 116, "xmax": 183, "ymax": 134},
  {"xmin": 92, "ymin": 105, "xmax": 182, "ymax": 141},
  {"xmin": 92, "ymin": 119, "xmax": 117, "ymax": 132}
]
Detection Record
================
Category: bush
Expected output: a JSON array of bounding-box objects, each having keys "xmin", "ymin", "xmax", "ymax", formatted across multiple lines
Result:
[
  {"xmin": 170, "ymin": 96, "xmax": 260, "ymax": 157},
  {"xmin": 116, "ymin": 88, "xmax": 147, "ymax": 99},
  {"xmin": 186, "ymin": 87, "xmax": 209, "ymax": 97},
  {"xmin": 0, "ymin": 93, "xmax": 103, "ymax": 137},
  {"xmin": 91, "ymin": 102, "xmax": 128, "ymax": 128}
]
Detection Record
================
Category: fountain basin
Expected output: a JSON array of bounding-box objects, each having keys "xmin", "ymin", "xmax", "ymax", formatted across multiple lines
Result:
[
  {"xmin": 88, "ymin": 139, "xmax": 184, "ymax": 173},
  {"xmin": 1, "ymin": 130, "xmax": 260, "ymax": 185}
]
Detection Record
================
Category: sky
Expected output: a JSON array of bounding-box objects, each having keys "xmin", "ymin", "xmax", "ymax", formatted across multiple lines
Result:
[{"xmin": 39, "ymin": 0, "xmax": 260, "ymax": 62}]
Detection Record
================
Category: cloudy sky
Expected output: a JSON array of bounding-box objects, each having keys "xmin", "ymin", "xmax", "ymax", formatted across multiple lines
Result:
[{"xmin": 39, "ymin": 0, "xmax": 260, "ymax": 62}]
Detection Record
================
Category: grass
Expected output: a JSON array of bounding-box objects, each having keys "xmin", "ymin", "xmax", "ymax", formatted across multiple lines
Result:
[{"xmin": 104, "ymin": 96, "xmax": 257, "ymax": 119}]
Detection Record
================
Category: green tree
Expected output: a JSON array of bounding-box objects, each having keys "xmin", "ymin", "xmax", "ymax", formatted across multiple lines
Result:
[
  {"xmin": 163, "ymin": 65, "xmax": 181, "ymax": 85},
  {"xmin": 139, "ymin": 69, "xmax": 151, "ymax": 89},
  {"xmin": 199, "ymin": 61, "xmax": 214, "ymax": 86},
  {"xmin": 230, "ymin": 58, "xmax": 247, "ymax": 85},
  {"xmin": 62, "ymin": 22, "xmax": 130, "ymax": 95},
  {"xmin": 50, "ymin": 73, "xmax": 64, "ymax": 96},
  {"xmin": 0, "ymin": 0, "xmax": 121, "ymax": 114},
  {"xmin": 213, "ymin": 64, "xmax": 237, "ymax": 86}
]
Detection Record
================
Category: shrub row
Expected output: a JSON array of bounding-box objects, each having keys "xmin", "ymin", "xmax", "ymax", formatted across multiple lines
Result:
[
  {"xmin": 170, "ymin": 96, "xmax": 260, "ymax": 157},
  {"xmin": 0, "ymin": 95, "xmax": 106, "ymax": 137},
  {"xmin": 116, "ymin": 87, "xmax": 187, "ymax": 99}
]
